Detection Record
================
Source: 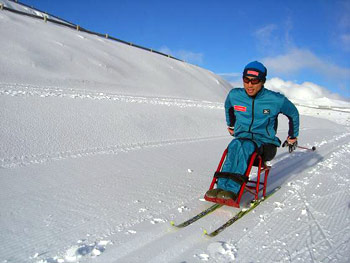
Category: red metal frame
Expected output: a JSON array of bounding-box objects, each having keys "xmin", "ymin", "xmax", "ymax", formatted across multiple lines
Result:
[{"xmin": 204, "ymin": 148, "xmax": 271, "ymax": 208}]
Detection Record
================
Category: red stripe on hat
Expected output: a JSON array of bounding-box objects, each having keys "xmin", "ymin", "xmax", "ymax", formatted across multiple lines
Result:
[{"xmin": 247, "ymin": 70, "xmax": 259, "ymax": 76}]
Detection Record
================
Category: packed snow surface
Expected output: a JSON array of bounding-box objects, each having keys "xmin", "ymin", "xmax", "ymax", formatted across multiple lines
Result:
[{"xmin": 1, "ymin": 1, "xmax": 350, "ymax": 262}]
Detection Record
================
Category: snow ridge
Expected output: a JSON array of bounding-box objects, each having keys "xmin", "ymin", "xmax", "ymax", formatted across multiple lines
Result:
[{"xmin": 0, "ymin": 83, "xmax": 223, "ymax": 109}]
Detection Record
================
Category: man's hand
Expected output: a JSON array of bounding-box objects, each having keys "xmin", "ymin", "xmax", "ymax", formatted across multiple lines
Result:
[
  {"xmin": 227, "ymin": 127, "xmax": 234, "ymax": 136},
  {"xmin": 282, "ymin": 137, "xmax": 298, "ymax": 153}
]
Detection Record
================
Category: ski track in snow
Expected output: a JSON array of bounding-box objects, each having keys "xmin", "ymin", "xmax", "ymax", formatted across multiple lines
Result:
[
  {"xmin": 0, "ymin": 83, "xmax": 226, "ymax": 169},
  {"xmin": 0, "ymin": 135, "xmax": 226, "ymax": 169},
  {"xmin": 32, "ymin": 132, "xmax": 350, "ymax": 263},
  {"xmin": 96, "ymin": 133, "xmax": 350, "ymax": 263},
  {"xmin": 196, "ymin": 137, "xmax": 350, "ymax": 263},
  {"xmin": 1, "ymin": 81, "xmax": 350, "ymax": 263},
  {"xmin": 0, "ymin": 83, "xmax": 223, "ymax": 109},
  {"xmin": 0, "ymin": 84, "xmax": 350, "ymax": 263}
]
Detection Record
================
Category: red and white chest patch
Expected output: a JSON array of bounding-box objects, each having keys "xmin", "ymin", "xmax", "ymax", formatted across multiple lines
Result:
[{"xmin": 234, "ymin": 105, "xmax": 247, "ymax": 112}]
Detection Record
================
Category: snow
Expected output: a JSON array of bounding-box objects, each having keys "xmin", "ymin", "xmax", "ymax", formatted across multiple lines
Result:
[
  {"xmin": 0, "ymin": 0, "xmax": 73, "ymax": 26},
  {"xmin": 1, "ymin": 1, "xmax": 350, "ymax": 262}
]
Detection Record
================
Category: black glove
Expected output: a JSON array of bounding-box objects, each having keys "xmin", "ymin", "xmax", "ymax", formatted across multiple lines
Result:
[{"xmin": 282, "ymin": 139, "xmax": 298, "ymax": 153}]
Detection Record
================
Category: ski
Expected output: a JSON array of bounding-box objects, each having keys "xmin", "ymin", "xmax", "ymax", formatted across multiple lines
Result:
[
  {"xmin": 203, "ymin": 187, "xmax": 280, "ymax": 237},
  {"xmin": 170, "ymin": 203, "xmax": 223, "ymax": 228}
]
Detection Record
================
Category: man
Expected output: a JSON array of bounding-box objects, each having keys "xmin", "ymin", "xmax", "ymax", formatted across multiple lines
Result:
[{"xmin": 205, "ymin": 61, "xmax": 299, "ymax": 201}]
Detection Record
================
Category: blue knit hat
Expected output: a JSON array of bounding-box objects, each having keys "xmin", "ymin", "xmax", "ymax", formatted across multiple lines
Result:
[{"xmin": 243, "ymin": 61, "xmax": 267, "ymax": 81}]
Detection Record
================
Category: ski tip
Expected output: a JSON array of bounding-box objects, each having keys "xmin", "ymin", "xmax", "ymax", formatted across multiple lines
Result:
[
  {"xmin": 170, "ymin": 221, "xmax": 175, "ymax": 226},
  {"xmin": 203, "ymin": 230, "xmax": 214, "ymax": 237}
]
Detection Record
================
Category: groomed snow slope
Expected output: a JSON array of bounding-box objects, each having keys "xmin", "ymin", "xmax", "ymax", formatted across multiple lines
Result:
[{"xmin": 1, "ymin": 2, "xmax": 350, "ymax": 263}]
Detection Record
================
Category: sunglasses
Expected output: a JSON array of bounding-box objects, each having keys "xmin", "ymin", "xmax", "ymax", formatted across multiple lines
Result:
[{"xmin": 243, "ymin": 77, "xmax": 261, "ymax": 85}]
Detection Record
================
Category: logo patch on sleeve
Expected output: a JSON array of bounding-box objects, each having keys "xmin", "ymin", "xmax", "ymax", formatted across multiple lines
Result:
[
  {"xmin": 234, "ymin": 105, "xmax": 247, "ymax": 112},
  {"xmin": 263, "ymin": 109, "xmax": 270, "ymax": 114}
]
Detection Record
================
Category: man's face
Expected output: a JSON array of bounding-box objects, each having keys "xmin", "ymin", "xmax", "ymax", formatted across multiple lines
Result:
[{"xmin": 243, "ymin": 76, "xmax": 264, "ymax": 97}]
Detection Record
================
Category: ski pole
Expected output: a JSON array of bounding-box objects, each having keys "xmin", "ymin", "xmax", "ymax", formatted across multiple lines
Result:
[{"xmin": 297, "ymin": 145, "xmax": 316, "ymax": 151}]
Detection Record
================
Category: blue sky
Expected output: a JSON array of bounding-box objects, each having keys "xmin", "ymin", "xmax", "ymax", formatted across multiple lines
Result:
[{"xmin": 21, "ymin": 0, "xmax": 350, "ymax": 99}]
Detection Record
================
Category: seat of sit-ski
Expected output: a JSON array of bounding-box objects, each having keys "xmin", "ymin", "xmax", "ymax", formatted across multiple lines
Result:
[{"xmin": 204, "ymin": 150, "xmax": 271, "ymax": 208}]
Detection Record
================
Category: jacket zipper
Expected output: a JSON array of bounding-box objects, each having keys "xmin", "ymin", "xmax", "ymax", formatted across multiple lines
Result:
[{"xmin": 248, "ymin": 98, "xmax": 255, "ymax": 139}]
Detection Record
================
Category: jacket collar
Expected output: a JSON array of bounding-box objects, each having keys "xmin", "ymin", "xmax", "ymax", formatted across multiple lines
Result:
[{"xmin": 245, "ymin": 86, "xmax": 265, "ymax": 99}]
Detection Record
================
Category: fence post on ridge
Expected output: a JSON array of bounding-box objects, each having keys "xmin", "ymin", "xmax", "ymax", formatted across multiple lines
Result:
[{"xmin": 2, "ymin": 1, "xmax": 185, "ymax": 63}]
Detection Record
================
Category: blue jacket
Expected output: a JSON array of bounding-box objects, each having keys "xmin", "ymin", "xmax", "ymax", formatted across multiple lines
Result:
[{"xmin": 225, "ymin": 87, "xmax": 299, "ymax": 146}]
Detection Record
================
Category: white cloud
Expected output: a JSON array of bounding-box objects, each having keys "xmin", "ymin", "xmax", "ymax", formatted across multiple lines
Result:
[
  {"xmin": 158, "ymin": 46, "xmax": 203, "ymax": 65},
  {"xmin": 158, "ymin": 46, "xmax": 172, "ymax": 55},
  {"xmin": 254, "ymin": 24, "xmax": 277, "ymax": 39},
  {"xmin": 218, "ymin": 71, "xmax": 349, "ymax": 102},
  {"xmin": 266, "ymin": 77, "xmax": 346, "ymax": 101},
  {"xmin": 340, "ymin": 34, "xmax": 350, "ymax": 51},
  {"xmin": 253, "ymin": 24, "xmax": 281, "ymax": 53},
  {"xmin": 253, "ymin": 18, "xmax": 294, "ymax": 54},
  {"xmin": 334, "ymin": 1, "xmax": 350, "ymax": 52},
  {"xmin": 262, "ymin": 48, "xmax": 350, "ymax": 79},
  {"xmin": 338, "ymin": 1, "xmax": 350, "ymax": 30},
  {"xmin": 177, "ymin": 50, "xmax": 204, "ymax": 65}
]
